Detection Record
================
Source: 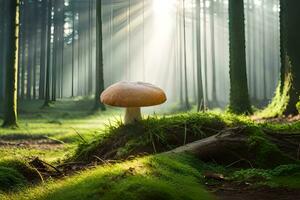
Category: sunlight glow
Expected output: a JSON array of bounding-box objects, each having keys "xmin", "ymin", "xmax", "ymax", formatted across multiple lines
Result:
[{"xmin": 153, "ymin": 0, "xmax": 176, "ymax": 15}]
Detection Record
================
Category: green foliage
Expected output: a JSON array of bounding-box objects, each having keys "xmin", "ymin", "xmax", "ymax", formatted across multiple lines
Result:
[
  {"xmin": 256, "ymin": 76, "xmax": 291, "ymax": 118},
  {"xmin": 232, "ymin": 164, "xmax": 300, "ymax": 188},
  {"xmin": 247, "ymin": 127, "xmax": 294, "ymax": 168},
  {"xmin": 74, "ymin": 112, "xmax": 244, "ymax": 161},
  {"xmin": 228, "ymin": 0, "xmax": 252, "ymax": 115},
  {"xmin": 0, "ymin": 167, "xmax": 26, "ymax": 192},
  {"xmin": 2, "ymin": 155, "xmax": 213, "ymax": 200},
  {"xmin": 0, "ymin": 159, "xmax": 40, "ymax": 182}
]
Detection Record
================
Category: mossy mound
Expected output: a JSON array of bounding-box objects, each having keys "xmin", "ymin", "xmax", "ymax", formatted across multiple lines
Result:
[
  {"xmin": 1, "ymin": 154, "xmax": 214, "ymax": 200},
  {"xmin": 0, "ymin": 167, "xmax": 27, "ymax": 192},
  {"xmin": 232, "ymin": 164, "xmax": 300, "ymax": 188},
  {"xmin": 246, "ymin": 127, "xmax": 296, "ymax": 168},
  {"xmin": 74, "ymin": 112, "xmax": 233, "ymax": 162},
  {"xmin": 74, "ymin": 112, "xmax": 299, "ymax": 170},
  {"xmin": 0, "ymin": 159, "xmax": 41, "ymax": 192}
]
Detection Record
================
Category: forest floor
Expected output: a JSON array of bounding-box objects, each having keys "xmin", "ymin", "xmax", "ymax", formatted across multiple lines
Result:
[{"xmin": 0, "ymin": 100, "xmax": 299, "ymax": 199}]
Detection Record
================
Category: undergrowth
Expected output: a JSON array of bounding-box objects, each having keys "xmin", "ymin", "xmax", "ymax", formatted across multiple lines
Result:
[
  {"xmin": 1, "ymin": 154, "xmax": 214, "ymax": 200},
  {"xmin": 74, "ymin": 112, "xmax": 248, "ymax": 161}
]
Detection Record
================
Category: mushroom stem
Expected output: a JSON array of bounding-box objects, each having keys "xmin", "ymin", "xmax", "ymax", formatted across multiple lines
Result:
[{"xmin": 124, "ymin": 107, "xmax": 142, "ymax": 124}]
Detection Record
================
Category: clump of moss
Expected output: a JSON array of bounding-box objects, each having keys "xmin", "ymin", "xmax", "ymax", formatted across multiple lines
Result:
[
  {"xmin": 256, "ymin": 77, "xmax": 291, "ymax": 118},
  {"xmin": 0, "ymin": 159, "xmax": 41, "ymax": 186},
  {"xmin": 247, "ymin": 127, "xmax": 295, "ymax": 168},
  {"xmin": 231, "ymin": 164, "xmax": 300, "ymax": 188},
  {"xmin": 1, "ymin": 154, "xmax": 214, "ymax": 200},
  {"xmin": 74, "ymin": 112, "xmax": 230, "ymax": 162},
  {"xmin": 0, "ymin": 167, "xmax": 27, "ymax": 192}
]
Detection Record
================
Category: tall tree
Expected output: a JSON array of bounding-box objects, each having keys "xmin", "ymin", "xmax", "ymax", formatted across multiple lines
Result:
[
  {"xmin": 0, "ymin": 0, "xmax": 6, "ymax": 101},
  {"xmin": 182, "ymin": 0, "xmax": 190, "ymax": 110},
  {"xmin": 202, "ymin": 0, "xmax": 208, "ymax": 108},
  {"xmin": 39, "ymin": 0, "xmax": 48, "ymax": 100},
  {"xmin": 2, "ymin": 0, "xmax": 19, "ymax": 127},
  {"xmin": 43, "ymin": 0, "xmax": 52, "ymax": 107},
  {"xmin": 196, "ymin": 0, "xmax": 204, "ymax": 111},
  {"xmin": 94, "ymin": 0, "xmax": 105, "ymax": 110},
  {"xmin": 228, "ymin": 0, "xmax": 252, "ymax": 114},
  {"xmin": 210, "ymin": 0, "xmax": 217, "ymax": 105},
  {"xmin": 263, "ymin": 0, "xmax": 300, "ymax": 116}
]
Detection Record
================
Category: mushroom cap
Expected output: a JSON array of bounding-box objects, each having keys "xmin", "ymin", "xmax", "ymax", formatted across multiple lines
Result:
[{"xmin": 100, "ymin": 81, "xmax": 167, "ymax": 107}]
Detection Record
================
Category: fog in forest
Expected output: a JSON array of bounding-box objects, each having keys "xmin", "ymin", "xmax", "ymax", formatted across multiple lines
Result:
[{"xmin": 0, "ymin": 0, "xmax": 280, "ymax": 112}]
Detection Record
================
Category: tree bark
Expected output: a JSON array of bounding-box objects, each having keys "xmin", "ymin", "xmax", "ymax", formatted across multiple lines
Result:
[
  {"xmin": 43, "ymin": 0, "xmax": 52, "ymax": 107},
  {"xmin": 94, "ymin": 0, "xmax": 105, "ymax": 111},
  {"xmin": 2, "ymin": 0, "xmax": 19, "ymax": 127},
  {"xmin": 196, "ymin": 0, "xmax": 204, "ymax": 111},
  {"xmin": 228, "ymin": 0, "xmax": 252, "ymax": 114},
  {"xmin": 277, "ymin": 0, "xmax": 300, "ymax": 115}
]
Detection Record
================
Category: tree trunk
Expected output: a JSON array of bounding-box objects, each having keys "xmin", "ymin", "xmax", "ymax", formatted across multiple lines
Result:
[
  {"xmin": 202, "ymin": 0, "xmax": 208, "ymax": 109},
  {"xmin": 262, "ymin": 0, "xmax": 300, "ymax": 117},
  {"xmin": 0, "ymin": 0, "xmax": 5, "ymax": 101},
  {"xmin": 210, "ymin": 0, "xmax": 217, "ymax": 106},
  {"xmin": 182, "ymin": 0, "xmax": 190, "ymax": 110},
  {"xmin": 166, "ymin": 128, "xmax": 298, "ymax": 168},
  {"xmin": 94, "ymin": 0, "xmax": 105, "ymax": 111},
  {"xmin": 39, "ymin": 0, "xmax": 47, "ymax": 100},
  {"xmin": 2, "ymin": 0, "xmax": 19, "ymax": 128},
  {"xmin": 196, "ymin": 0, "xmax": 204, "ymax": 111},
  {"xmin": 228, "ymin": 0, "xmax": 252, "ymax": 114},
  {"xmin": 43, "ymin": 0, "xmax": 52, "ymax": 107},
  {"xmin": 71, "ymin": 1, "xmax": 76, "ymax": 97},
  {"xmin": 277, "ymin": 0, "xmax": 300, "ymax": 115}
]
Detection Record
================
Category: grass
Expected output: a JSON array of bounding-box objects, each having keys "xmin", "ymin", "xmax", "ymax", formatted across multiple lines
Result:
[
  {"xmin": 231, "ymin": 164, "xmax": 300, "ymax": 188},
  {"xmin": 0, "ymin": 99, "xmax": 123, "ymax": 162},
  {"xmin": 0, "ymin": 154, "xmax": 214, "ymax": 200},
  {"xmin": 74, "ymin": 111, "xmax": 253, "ymax": 161},
  {"xmin": 0, "ymin": 100, "xmax": 300, "ymax": 199}
]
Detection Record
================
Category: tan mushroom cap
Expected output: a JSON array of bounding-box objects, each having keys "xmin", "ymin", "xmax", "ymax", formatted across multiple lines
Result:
[{"xmin": 100, "ymin": 81, "xmax": 167, "ymax": 107}]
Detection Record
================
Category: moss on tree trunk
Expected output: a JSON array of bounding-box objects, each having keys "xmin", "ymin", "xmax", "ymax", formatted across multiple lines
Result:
[
  {"xmin": 228, "ymin": 0, "xmax": 252, "ymax": 115},
  {"xmin": 259, "ymin": 1, "xmax": 300, "ymax": 118},
  {"xmin": 2, "ymin": 0, "xmax": 19, "ymax": 128}
]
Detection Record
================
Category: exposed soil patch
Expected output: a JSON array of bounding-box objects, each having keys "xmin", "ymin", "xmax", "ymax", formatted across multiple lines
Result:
[
  {"xmin": 208, "ymin": 182, "xmax": 300, "ymax": 200},
  {"xmin": 0, "ymin": 135, "xmax": 64, "ymax": 150},
  {"xmin": 252, "ymin": 115, "xmax": 300, "ymax": 124}
]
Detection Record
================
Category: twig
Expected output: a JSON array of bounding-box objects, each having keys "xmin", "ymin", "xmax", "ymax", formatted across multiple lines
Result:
[
  {"xmin": 297, "ymin": 144, "xmax": 300, "ymax": 160},
  {"xmin": 37, "ymin": 158, "xmax": 64, "ymax": 176},
  {"xmin": 227, "ymin": 150, "xmax": 253, "ymax": 168},
  {"xmin": 92, "ymin": 155, "xmax": 109, "ymax": 165},
  {"xmin": 32, "ymin": 167, "xmax": 45, "ymax": 184},
  {"xmin": 150, "ymin": 133, "xmax": 157, "ymax": 153},
  {"xmin": 226, "ymin": 159, "xmax": 253, "ymax": 168},
  {"xmin": 71, "ymin": 127, "xmax": 87, "ymax": 144},
  {"xmin": 183, "ymin": 122, "xmax": 187, "ymax": 145}
]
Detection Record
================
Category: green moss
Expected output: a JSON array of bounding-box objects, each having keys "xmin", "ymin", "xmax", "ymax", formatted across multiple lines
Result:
[
  {"xmin": 256, "ymin": 75, "xmax": 292, "ymax": 118},
  {"xmin": 74, "ymin": 112, "xmax": 243, "ymax": 161},
  {"xmin": 2, "ymin": 154, "xmax": 214, "ymax": 200},
  {"xmin": 0, "ymin": 167, "xmax": 27, "ymax": 192},
  {"xmin": 247, "ymin": 128, "xmax": 294, "ymax": 168},
  {"xmin": 232, "ymin": 164, "xmax": 300, "ymax": 188},
  {"xmin": 0, "ymin": 159, "xmax": 41, "ymax": 184}
]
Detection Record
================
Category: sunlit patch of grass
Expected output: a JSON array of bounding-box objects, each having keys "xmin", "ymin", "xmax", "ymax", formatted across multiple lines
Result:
[
  {"xmin": 1, "ymin": 154, "xmax": 214, "ymax": 200},
  {"xmin": 0, "ymin": 100, "xmax": 123, "ymax": 164}
]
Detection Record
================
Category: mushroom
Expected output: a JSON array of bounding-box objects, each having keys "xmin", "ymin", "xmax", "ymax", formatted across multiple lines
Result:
[{"xmin": 100, "ymin": 81, "xmax": 167, "ymax": 124}]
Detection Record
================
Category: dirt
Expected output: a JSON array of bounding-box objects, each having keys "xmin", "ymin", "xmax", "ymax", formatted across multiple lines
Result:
[
  {"xmin": 252, "ymin": 115, "xmax": 300, "ymax": 124},
  {"xmin": 0, "ymin": 135, "xmax": 64, "ymax": 150},
  {"xmin": 208, "ymin": 182, "xmax": 300, "ymax": 200}
]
